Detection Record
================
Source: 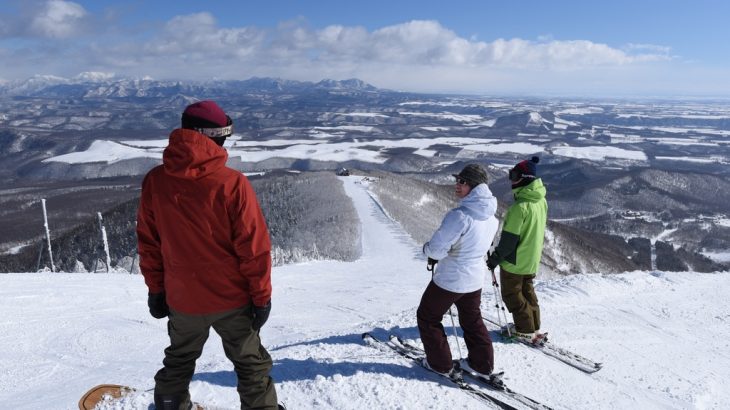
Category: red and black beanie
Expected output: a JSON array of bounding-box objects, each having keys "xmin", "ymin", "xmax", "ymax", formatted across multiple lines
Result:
[
  {"xmin": 509, "ymin": 156, "xmax": 540, "ymax": 182},
  {"xmin": 181, "ymin": 100, "xmax": 233, "ymax": 143}
]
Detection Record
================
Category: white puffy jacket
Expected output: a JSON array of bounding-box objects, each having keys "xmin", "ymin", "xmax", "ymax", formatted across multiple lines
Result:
[{"xmin": 423, "ymin": 184, "xmax": 499, "ymax": 293}]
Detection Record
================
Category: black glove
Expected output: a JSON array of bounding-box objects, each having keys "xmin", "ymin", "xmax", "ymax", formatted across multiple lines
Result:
[
  {"xmin": 252, "ymin": 301, "xmax": 271, "ymax": 331},
  {"xmin": 427, "ymin": 257, "xmax": 438, "ymax": 272},
  {"xmin": 148, "ymin": 292, "xmax": 169, "ymax": 319},
  {"xmin": 486, "ymin": 253, "xmax": 499, "ymax": 271}
]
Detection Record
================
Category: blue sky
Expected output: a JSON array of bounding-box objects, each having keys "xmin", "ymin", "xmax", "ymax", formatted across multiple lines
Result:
[{"xmin": 1, "ymin": 0, "xmax": 728, "ymax": 97}]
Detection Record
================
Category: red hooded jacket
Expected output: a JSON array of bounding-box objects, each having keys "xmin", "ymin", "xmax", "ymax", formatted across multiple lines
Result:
[{"xmin": 137, "ymin": 129, "xmax": 272, "ymax": 314}]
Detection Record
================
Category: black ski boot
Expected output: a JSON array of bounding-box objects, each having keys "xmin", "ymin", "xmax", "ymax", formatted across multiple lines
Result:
[{"xmin": 154, "ymin": 392, "xmax": 193, "ymax": 410}]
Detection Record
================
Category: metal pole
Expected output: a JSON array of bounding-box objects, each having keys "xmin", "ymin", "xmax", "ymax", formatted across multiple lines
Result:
[
  {"xmin": 447, "ymin": 307, "xmax": 463, "ymax": 360},
  {"xmin": 130, "ymin": 221, "xmax": 138, "ymax": 274},
  {"xmin": 41, "ymin": 199, "xmax": 56, "ymax": 272},
  {"xmin": 490, "ymin": 266, "xmax": 512, "ymax": 337},
  {"xmin": 130, "ymin": 253, "xmax": 138, "ymax": 274},
  {"xmin": 97, "ymin": 212, "xmax": 111, "ymax": 273}
]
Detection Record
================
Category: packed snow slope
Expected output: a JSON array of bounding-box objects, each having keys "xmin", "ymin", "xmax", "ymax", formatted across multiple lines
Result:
[{"xmin": 1, "ymin": 175, "xmax": 728, "ymax": 409}]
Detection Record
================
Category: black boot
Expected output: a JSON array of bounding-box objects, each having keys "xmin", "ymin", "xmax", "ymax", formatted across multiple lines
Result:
[{"xmin": 154, "ymin": 392, "xmax": 193, "ymax": 410}]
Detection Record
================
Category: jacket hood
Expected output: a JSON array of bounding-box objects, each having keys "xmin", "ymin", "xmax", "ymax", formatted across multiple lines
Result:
[
  {"xmin": 163, "ymin": 128, "xmax": 228, "ymax": 179},
  {"xmin": 513, "ymin": 178, "xmax": 546, "ymax": 202},
  {"xmin": 459, "ymin": 183, "xmax": 497, "ymax": 220}
]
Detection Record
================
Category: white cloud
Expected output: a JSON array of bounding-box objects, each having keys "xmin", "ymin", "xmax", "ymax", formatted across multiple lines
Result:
[
  {"xmin": 305, "ymin": 21, "xmax": 671, "ymax": 69},
  {"xmin": 141, "ymin": 12, "xmax": 264, "ymax": 59},
  {"xmin": 0, "ymin": 11, "xmax": 721, "ymax": 96},
  {"xmin": 626, "ymin": 43, "xmax": 672, "ymax": 54},
  {"xmin": 123, "ymin": 17, "xmax": 668, "ymax": 71},
  {"xmin": 30, "ymin": 0, "xmax": 88, "ymax": 39}
]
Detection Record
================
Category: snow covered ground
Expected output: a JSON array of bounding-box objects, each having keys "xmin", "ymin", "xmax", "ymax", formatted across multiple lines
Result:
[
  {"xmin": 1, "ymin": 176, "xmax": 729, "ymax": 409},
  {"xmin": 41, "ymin": 130, "xmax": 655, "ymax": 166}
]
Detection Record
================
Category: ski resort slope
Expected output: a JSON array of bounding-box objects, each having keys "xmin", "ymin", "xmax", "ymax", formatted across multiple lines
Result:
[{"xmin": 0, "ymin": 175, "xmax": 728, "ymax": 409}]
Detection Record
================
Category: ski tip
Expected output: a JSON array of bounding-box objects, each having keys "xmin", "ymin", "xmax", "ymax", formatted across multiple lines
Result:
[{"xmin": 388, "ymin": 334, "xmax": 405, "ymax": 343}]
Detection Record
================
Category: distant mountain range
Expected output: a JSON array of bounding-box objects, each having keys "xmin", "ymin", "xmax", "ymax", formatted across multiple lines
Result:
[
  {"xmin": 0, "ymin": 73, "xmax": 379, "ymax": 99},
  {"xmin": 0, "ymin": 74, "xmax": 728, "ymax": 273}
]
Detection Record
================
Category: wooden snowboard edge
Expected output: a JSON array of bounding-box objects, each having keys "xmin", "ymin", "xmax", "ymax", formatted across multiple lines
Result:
[{"xmin": 78, "ymin": 384, "xmax": 131, "ymax": 410}]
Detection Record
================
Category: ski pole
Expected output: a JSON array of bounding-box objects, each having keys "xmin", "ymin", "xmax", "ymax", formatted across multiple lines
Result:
[
  {"xmin": 490, "ymin": 265, "xmax": 512, "ymax": 337},
  {"xmin": 447, "ymin": 306, "xmax": 464, "ymax": 360}
]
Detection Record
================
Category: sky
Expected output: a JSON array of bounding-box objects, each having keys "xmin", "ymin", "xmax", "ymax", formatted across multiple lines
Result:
[{"xmin": 0, "ymin": 0, "xmax": 729, "ymax": 97}]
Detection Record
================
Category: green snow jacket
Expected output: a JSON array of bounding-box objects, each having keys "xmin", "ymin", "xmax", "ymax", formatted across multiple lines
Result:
[{"xmin": 491, "ymin": 178, "xmax": 547, "ymax": 275}]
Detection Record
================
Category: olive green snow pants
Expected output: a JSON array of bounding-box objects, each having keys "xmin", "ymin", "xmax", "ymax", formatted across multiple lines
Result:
[
  {"xmin": 500, "ymin": 268, "xmax": 541, "ymax": 333},
  {"xmin": 154, "ymin": 305, "xmax": 278, "ymax": 410}
]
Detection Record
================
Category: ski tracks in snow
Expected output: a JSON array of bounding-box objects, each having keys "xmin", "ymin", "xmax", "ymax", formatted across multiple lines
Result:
[{"xmin": 266, "ymin": 176, "xmax": 428, "ymax": 347}]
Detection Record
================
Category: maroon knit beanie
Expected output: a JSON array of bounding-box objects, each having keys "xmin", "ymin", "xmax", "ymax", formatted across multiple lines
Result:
[
  {"xmin": 182, "ymin": 100, "xmax": 228, "ymax": 127},
  {"xmin": 181, "ymin": 100, "xmax": 233, "ymax": 144}
]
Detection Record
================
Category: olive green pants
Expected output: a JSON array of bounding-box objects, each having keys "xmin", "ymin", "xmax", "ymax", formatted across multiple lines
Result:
[
  {"xmin": 154, "ymin": 305, "xmax": 278, "ymax": 410},
  {"xmin": 500, "ymin": 268, "xmax": 541, "ymax": 333}
]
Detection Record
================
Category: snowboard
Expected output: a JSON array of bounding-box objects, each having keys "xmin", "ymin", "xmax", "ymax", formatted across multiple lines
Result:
[{"xmin": 78, "ymin": 384, "xmax": 210, "ymax": 410}]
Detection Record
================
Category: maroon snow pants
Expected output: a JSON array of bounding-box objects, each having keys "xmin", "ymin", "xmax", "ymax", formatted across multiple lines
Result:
[{"xmin": 416, "ymin": 281, "xmax": 494, "ymax": 374}]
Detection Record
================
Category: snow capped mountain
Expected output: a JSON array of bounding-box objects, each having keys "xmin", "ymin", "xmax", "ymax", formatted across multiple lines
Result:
[
  {"xmin": 526, "ymin": 111, "xmax": 551, "ymax": 127},
  {"xmin": 239, "ymin": 76, "xmax": 307, "ymax": 92},
  {"xmin": 0, "ymin": 176, "xmax": 727, "ymax": 409},
  {"xmin": 73, "ymin": 71, "xmax": 117, "ymax": 82},
  {"xmin": 0, "ymin": 74, "xmax": 69, "ymax": 95},
  {"xmin": 316, "ymin": 78, "xmax": 377, "ymax": 91},
  {"xmin": 0, "ymin": 74, "xmax": 380, "ymax": 98},
  {"xmin": 493, "ymin": 111, "xmax": 555, "ymax": 131}
]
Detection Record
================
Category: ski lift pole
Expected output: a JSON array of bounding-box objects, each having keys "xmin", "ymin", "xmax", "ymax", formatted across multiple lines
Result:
[
  {"xmin": 41, "ymin": 199, "xmax": 56, "ymax": 272},
  {"xmin": 130, "ymin": 220, "xmax": 138, "ymax": 274},
  {"xmin": 428, "ymin": 259, "xmax": 463, "ymax": 360},
  {"xmin": 97, "ymin": 212, "xmax": 111, "ymax": 273}
]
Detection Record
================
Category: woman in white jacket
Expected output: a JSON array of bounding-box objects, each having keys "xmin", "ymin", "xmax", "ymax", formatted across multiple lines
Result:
[{"xmin": 419, "ymin": 164, "xmax": 499, "ymax": 377}]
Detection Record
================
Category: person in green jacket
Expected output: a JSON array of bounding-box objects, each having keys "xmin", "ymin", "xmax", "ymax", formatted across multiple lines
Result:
[{"xmin": 487, "ymin": 156, "xmax": 547, "ymax": 342}]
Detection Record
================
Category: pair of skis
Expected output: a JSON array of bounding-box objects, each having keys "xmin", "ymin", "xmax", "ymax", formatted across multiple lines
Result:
[
  {"xmin": 482, "ymin": 263, "xmax": 602, "ymax": 374},
  {"xmin": 482, "ymin": 316, "xmax": 603, "ymax": 374},
  {"xmin": 363, "ymin": 332, "xmax": 552, "ymax": 410}
]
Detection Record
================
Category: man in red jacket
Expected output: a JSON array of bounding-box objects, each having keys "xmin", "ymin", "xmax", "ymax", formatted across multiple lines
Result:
[{"xmin": 137, "ymin": 100, "xmax": 279, "ymax": 410}]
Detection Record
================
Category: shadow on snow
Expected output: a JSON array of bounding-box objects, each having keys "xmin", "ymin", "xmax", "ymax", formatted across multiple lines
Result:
[{"xmin": 193, "ymin": 325, "xmax": 488, "ymax": 385}]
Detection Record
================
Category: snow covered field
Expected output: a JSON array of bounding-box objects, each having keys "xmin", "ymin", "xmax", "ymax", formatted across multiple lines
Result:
[{"xmin": 1, "ymin": 176, "xmax": 728, "ymax": 409}]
